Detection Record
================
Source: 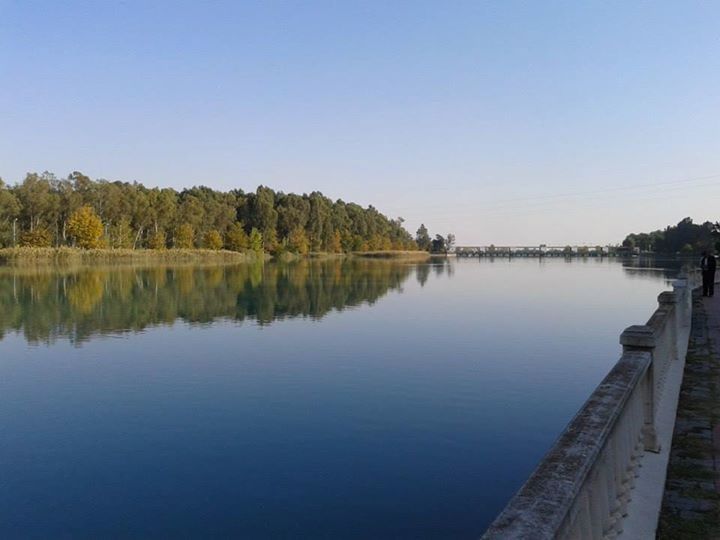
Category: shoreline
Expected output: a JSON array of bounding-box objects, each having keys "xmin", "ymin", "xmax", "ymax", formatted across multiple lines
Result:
[{"xmin": 0, "ymin": 247, "xmax": 431, "ymax": 266}]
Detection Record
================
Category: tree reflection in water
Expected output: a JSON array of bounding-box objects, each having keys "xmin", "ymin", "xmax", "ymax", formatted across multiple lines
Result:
[{"xmin": 0, "ymin": 259, "xmax": 444, "ymax": 345}]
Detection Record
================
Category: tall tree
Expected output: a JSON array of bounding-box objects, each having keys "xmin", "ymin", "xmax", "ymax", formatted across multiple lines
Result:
[
  {"xmin": 416, "ymin": 224, "xmax": 431, "ymax": 251},
  {"xmin": 0, "ymin": 179, "xmax": 21, "ymax": 247}
]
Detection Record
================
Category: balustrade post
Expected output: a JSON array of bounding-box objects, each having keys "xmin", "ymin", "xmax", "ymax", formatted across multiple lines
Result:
[
  {"xmin": 658, "ymin": 291, "xmax": 678, "ymax": 362},
  {"xmin": 620, "ymin": 325, "xmax": 659, "ymax": 452},
  {"xmin": 672, "ymin": 278, "xmax": 690, "ymax": 329}
]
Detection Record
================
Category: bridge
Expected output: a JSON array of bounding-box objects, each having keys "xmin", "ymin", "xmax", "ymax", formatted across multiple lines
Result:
[{"xmin": 453, "ymin": 245, "xmax": 634, "ymax": 257}]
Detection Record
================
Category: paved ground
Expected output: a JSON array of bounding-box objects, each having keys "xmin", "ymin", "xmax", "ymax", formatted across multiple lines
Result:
[{"xmin": 657, "ymin": 292, "xmax": 720, "ymax": 539}]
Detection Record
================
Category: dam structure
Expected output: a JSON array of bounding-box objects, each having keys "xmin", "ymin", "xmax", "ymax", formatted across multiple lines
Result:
[
  {"xmin": 453, "ymin": 245, "xmax": 634, "ymax": 257},
  {"xmin": 482, "ymin": 272, "xmax": 699, "ymax": 539}
]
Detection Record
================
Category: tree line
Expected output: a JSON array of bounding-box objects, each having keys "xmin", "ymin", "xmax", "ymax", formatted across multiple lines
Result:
[
  {"xmin": 0, "ymin": 171, "xmax": 419, "ymax": 253},
  {"xmin": 623, "ymin": 217, "xmax": 720, "ymax": 254}
]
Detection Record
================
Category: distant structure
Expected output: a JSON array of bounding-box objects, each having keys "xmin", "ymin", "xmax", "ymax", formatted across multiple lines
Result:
[{"xmin": 452, "ymin": 245, "xmax": 640, "ymax": 257}]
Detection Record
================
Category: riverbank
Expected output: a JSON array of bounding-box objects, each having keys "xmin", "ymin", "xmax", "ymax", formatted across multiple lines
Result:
[
  {"xmin": 0, "ymin": 247, "xmax": 430, "ymax": 266},
  {"xmin": 0, "ymin": 247, "xmax": 265, "ymax": 265}
]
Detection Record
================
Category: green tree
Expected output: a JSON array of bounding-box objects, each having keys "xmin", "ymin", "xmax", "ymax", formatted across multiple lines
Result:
[
  {"xmin": 252, "ymin": 186, "xmax": 278, "ymax": 247},
  {"xmin": 431, "ymin": 234, "xmax": 446, "ymax": 253},
  {"xmin": 287, "ymin": 226, "xmax": 310, "ymax": 254},
  {"xmin": 249, "ymin": 227, "xmax": 263, "ymax": 253},
  {"xmin": 67, "ymin": 206, "xmax": 104, "ymax": 249},
  {"xmin": 15, "ymin": 172, "xmax": 59, "ymax": 235},
  {"xmin": 225, "ymin": 222, "xmax": 249, "ymax": 251},
  {"xmin": 109, "ymin": 217, "xmax": 134, "ymax": 249},
  {"xmin": 0, "ymin": 180, "xmax": 21, "ymax": 247},
  {"xmin": 415, "ymin": 224, "xmax": 431, "ymax": 251}
]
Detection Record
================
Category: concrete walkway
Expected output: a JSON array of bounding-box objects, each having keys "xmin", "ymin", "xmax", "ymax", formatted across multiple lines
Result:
[{"xmin": 658, "ymin": 292, "xmax": 720, "ymax": 539}]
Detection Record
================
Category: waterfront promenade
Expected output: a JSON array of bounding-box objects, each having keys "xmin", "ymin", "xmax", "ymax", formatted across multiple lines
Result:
[
  {"xmin": 658, "ymin": 293, "xmax": 720, "ymax": 538},
  {"xmin": 483, "ymin": 274, "xmax": 699, "ymax": 539}
]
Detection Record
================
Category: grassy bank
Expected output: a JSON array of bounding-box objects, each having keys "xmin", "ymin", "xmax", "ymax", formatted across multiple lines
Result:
[
  {"xmin": 0, "ymin": 247, "xmax": 265, "ymax": 265},
  {"xmin": 0, "ymin": 247, "xmax": 431, "ymax": 266}
]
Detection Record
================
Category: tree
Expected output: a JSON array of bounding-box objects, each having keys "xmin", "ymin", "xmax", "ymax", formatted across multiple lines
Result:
[
  {"xmin": 416, "ymin": 224, "xmax": 431, "ymax": 251},
  {"xmin": 109, "ymin": 217, "xmax": 134, "ymax": 249},
  {"xmin": 15, "ymin": 172, "xmax": 59, "ymax": 235},
  {"xmin": 431, "ymin": 234, "xmax": 446, "ymax": 253},
  {"xmin": 329, "ymin": 230, "xmax": 342, "ymax": 253},
  {"xmin": 445, "ymin": 233, "xmax": 455, "ymax": 253},
  {"xmin": 249, "ymin": 228, "xmax": 263, "ymax": 253},
  {"xmin": 225, "ymin": 222, "xmax": 249, "ymax": 251},
  {"xmin": 252, "ymin": 186, "xmax": 278, "ymax": 247},
  {"xmin": 0, "ymin": 180, "xmax": 21, "ymax": 247},
  {"xmin": 287, "ymin": 226, "xmax": 309, "ymax": 254},
  {"xmin": 175, "ymin": 223, "xmax": 195, "ymax": 248},
  {"xmin": 147, "ymin": 229, "xmax": 167, "ymax": 250},
  {"xmin": 20, "ymin": 228, "xmax": 52, "ymax": 247},
  {"xmin": 263, "ymin": 227, "xmax": 278, "ymax": 253},
  {"xmin": 204, "ymin": 229, "xmax": 223, "ymax": 250},
  {"xmin": 67, "ymin": 206, "xmax": 104, "ymax": 249},
  {"xmin": 277, "ymin": 193, "xmax": 310, "ymax": 239}
]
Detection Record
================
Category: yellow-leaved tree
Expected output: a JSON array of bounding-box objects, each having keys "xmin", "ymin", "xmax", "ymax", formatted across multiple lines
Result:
[
  {"xmin": 203, "ymin": 229, "xmax": 223, "ymax": 250},
  {"xmin": 174, "ymin": 223, "xmax": 195, "ymax": 248},
  {"xmin": 67, "ymin": 206, "xmax": 104, "ymax": 249},
  {"xmin": 148, "ymin": 230, "xmax": 167, "ymax": 250}
]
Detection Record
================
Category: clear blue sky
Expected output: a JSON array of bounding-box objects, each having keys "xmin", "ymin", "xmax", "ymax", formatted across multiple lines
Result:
[{"xmin": 1, "ymin": 1, "xmax": 719, "ymax": 244}]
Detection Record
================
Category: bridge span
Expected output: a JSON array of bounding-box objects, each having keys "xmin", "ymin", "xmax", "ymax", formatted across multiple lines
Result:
[{"xmin": 453, "ymin": 245, "xmax": 632, "ymax": 257}]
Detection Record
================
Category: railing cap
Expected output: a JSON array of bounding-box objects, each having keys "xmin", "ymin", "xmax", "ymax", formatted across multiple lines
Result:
[
  {"xmin": 658, "ymin": 291, "xmax": 676, "ymax": 305},
  {"xmin": 620, "ymin": 324, "xmax": 656, "ymax": 348},
  {"xmin": 481, "ymin": 350, "xmax": 652, "ymax": 539}
]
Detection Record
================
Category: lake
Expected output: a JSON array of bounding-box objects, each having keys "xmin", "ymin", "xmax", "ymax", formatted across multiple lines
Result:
[{"xmin": 0, "ymin": 257, "xmax": 685, "ymax": 538}]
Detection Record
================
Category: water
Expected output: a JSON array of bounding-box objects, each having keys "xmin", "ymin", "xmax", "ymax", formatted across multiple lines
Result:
[{"xmin": 0, "ymin": 257, "xmax": 684, "ymax": 538}]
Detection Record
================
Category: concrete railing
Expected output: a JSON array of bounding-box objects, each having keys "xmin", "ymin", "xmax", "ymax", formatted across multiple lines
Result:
[{"xmin": 483, "ymin": 275, "xmax": 696, "ymax": 539}]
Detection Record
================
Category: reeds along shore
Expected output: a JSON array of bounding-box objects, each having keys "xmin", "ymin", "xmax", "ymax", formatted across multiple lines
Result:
[
  {"xmin": 0, "ymin": 247, "xmax": 431, "ymax": 265},
  {"xmin": 0, "ymin": 247, "xmax": 264, "ymax": 265}
]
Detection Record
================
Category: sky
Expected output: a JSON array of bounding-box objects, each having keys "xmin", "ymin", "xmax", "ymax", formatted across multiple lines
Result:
[{"xmin": 1, "ymin": 1, "xmax": 719, "ymax": 245}]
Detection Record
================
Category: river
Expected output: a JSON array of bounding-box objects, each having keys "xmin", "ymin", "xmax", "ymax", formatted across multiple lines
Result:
[{"xmin": 0, "ymin": 257, "xmax": 686, "ymax": 538}]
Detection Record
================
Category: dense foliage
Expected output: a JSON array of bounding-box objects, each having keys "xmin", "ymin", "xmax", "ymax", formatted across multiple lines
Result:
[
  {"xmin": 0, "ymin": 172, "xmax": 416, "ymax": 253},
  {"xmin": 623, "ymin": 217, "xmax": 720, "ymax": 254}
]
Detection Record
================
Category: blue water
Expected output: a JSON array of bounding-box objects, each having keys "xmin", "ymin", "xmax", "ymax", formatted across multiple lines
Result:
[{"xmin": 0, "ymin": 258, "xmax": 679, "ymax": 538}]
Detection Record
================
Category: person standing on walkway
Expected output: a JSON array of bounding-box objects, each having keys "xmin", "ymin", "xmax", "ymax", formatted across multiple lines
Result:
[{"xmin": 701, "ymin": 250, "xmax": 716, "ymax": 297}]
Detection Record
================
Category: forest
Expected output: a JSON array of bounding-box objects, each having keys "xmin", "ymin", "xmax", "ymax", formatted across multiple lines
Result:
[
  {"xmin": 0, "ymin": 171, "xmax": 419, "ymax": 253},
  {"xmin": 623, "ymin": 217, "xmax": 720, "ymax": 254}
]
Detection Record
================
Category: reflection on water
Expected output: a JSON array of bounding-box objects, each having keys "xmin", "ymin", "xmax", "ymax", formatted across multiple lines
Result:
[{"xmin": 0, "ymin": 259, "xmax": 441, "ymax": 345}]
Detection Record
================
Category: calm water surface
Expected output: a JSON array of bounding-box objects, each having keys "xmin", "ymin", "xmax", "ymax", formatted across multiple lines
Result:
[{"xmin": 0, "ymin": 257, "xmax": 683, "ymax": 538}]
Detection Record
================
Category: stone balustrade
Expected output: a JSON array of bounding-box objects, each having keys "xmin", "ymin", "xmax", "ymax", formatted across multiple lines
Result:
[{"xmin": 482, "ymin": 274, "xmax": 697, "ymax": 539}]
